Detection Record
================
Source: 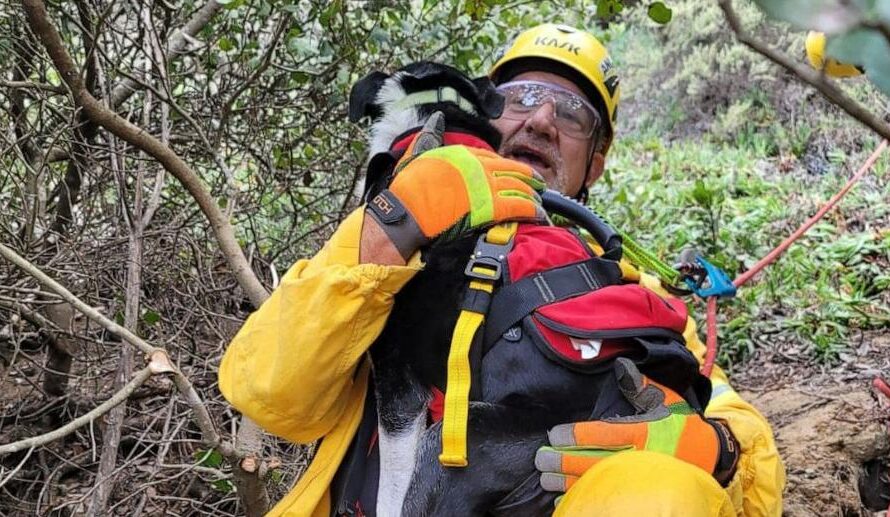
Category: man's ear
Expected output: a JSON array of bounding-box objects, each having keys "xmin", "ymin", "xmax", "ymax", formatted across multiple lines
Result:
[
  {"xmin": 585, "ymin": 152, "xmax": 606, "ymax": 188},
  {"xmin": 471, "ymin": 76, "xmax": 505, "ymax": 120},
  {"xmin": 348, "ymin": 71, "xmax": 388, "ymax": 122}
]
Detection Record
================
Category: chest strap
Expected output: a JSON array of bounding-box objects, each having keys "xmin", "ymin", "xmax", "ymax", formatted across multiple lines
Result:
[
  {"xmin": 439, "ymin": 223, "xmax": 517, "ymax": 468},
  {"xmin": 482, "ymin": 257, "xmax": 623, "ymax": 350}
]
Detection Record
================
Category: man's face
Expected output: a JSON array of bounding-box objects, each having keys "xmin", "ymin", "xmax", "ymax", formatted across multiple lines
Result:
[{"xmin": 493, "ymin": 71, "xmax": 604, "ymax": 196}]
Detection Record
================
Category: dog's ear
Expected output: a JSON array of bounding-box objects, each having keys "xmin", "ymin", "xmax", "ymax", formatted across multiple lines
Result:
[
  {"xmin": 349, "ymin": 71, "xmax": 388, "ymax": 122},
  {"xmin": 472, "ymin": 76, "xmax": 505, "ymax": 120}
]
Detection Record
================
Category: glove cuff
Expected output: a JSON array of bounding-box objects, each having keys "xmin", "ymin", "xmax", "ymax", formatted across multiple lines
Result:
[
  {"xmin": 366, "ymin": 190, "xmax": 429, "ymax": 260},
  {"xmin": 709, "ymin": 418, "xmax": 740, "ymax": 487}
]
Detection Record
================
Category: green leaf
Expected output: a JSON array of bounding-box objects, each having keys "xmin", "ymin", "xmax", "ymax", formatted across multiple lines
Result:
[
  {"xmin": 288, "ymin": 36, "xmax": 313, "ymax": 56},
  {"xmin": 291, "ymin": 71, "xmax": 311, "ymax": 85},
  {"xmin": 647, "ymin": 2, "xmax": 672, "ymax": 24},
  {"xmin": 195, "ymin": 448, "xmax": 224, "ymax": 468},
  {"xmin": 212, "ymin": 479, "xmax": 234, "ymax": 493},
  {"xmin": 827, "ymin": 28, "xmax": 890, "ymax": 97},
  {"xmin": 691, "ymin": 179, "xmax": 712, "ymax": 206},
  {"xmin": 143, "ymin": 310, "xmax": 161, "ymax": 325},
  {"xmin": 218, "ymin": 37, "xmax": 235, "ymax": 52},
  {"xmin": 595, "ymin": 0, "xmax": 623, "ymax": 17},
  {"xmin": 877, "ymin": 0, "xmax": 890, "ymax": 20},
  {"xmin": 751, "ymin": 0, "xmax": 860, "ymax": 32}
]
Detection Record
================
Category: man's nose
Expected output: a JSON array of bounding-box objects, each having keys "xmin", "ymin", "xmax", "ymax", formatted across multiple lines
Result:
[{"xmin": 523, "ymin": 102, "xmax": 559, "ymax": 141}]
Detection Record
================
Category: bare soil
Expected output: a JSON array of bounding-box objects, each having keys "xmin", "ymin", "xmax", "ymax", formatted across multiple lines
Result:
[{"xmin": 734, "ymin": 331, "xmax": 890, "ymax": 516}]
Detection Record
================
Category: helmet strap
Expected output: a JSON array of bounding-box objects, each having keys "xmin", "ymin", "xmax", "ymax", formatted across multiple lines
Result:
[{"xmin": 575, "ymin": 134, "xmax": 599, "ymax": 203}]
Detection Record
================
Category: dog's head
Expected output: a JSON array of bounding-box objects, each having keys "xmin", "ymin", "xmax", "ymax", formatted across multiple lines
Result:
[{"xmin": 348, "ymin": 61, "xmax": 505, "ymax": 158}]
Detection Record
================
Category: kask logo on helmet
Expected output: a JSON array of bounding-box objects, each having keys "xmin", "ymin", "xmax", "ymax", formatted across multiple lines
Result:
[{"xmin": 533, "ymin": 36, "xmax": 580, "ymax": 55}]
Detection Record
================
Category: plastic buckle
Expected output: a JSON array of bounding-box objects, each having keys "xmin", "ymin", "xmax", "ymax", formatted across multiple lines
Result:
[
  {"xmin": 684, "ymin": 255, "xmax": 737, "ymax": 298},
  {"xmin": 464, "ymin": 233, "xmax": 511, "ymax": 281}
]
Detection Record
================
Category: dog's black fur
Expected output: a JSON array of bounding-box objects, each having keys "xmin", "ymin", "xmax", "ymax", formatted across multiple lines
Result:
[{"xmin": 349, "ymin": 62, "xmax": 701, "ymax": 516}]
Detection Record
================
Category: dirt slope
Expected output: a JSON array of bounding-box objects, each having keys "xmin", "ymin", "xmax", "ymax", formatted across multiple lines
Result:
[{"xmin": 735, "ymin": 331, "xmax": 890, "ymax": 516}]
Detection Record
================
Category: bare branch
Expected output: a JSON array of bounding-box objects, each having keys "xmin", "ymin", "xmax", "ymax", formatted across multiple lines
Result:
[
  {"xmin": 0, "ymin": 241, "xmax": 154, "ymax": 355},
  {"xmin": 0, "ymin": 79, "xmax": 66, "ymax": 94},
  {"xmin": 0, "ymin": 367, "xmax": 153, "ymax": 456},
  {"xmin": 0, "ymin": 447, "xmax": 35, "ymax": 489},
  {"xmin": 718, "ymin": 0, "xmax": 890, "ymax": 141},
  {"xmin": 21, "ymin": 0, "xmax": 269, "ymax": 307},
  {"xmin": 108, "ymin": 0, "xmax": 223, "ymax": 109}
]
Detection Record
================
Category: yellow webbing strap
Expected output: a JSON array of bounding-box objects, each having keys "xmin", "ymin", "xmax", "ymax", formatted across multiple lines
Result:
[
  {"xmin": 486, "ymin": 222, "xmax": 517, "ymax": 245},
  {"xmin": 439, "ymin": 223, "xmax": 517, "ymax": 467}
]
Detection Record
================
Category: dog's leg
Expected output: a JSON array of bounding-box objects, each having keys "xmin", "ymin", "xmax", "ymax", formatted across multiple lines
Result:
[
  {"xmin": 377, "ymin": 405, "xmax": 427, "ymax": 516},
  {"xmin": 403, "ymin": 403, "xmax": 554, "ymax": 517},
  {"xmin": 373, "ymin": 362, "xmax": 430, "ymax": 517}
]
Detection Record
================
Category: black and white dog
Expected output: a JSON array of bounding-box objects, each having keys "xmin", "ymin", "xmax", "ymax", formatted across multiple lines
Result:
[{"xmin": 347, "ymin": 62, "xmax": 708, "ymax": 516}]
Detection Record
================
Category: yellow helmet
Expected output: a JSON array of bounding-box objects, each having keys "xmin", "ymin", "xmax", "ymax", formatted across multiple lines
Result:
[
  {"xmin": 490, "ymin": 24, "xmax": 620, "ymax": 139},
  {"xmin": 805, "ymin": 31, "xmax": 863, "ymax": 78}
]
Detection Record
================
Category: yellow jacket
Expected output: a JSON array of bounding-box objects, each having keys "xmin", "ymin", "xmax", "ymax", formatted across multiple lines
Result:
[{"xmin": 219, "ymin": 208, "xmax": 785, "ymax": 516}]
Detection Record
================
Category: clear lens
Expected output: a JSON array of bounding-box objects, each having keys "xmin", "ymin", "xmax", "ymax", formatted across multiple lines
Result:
[{"xmin": 497, "ymin": 81, "xmax": 600, "ymax": 138}]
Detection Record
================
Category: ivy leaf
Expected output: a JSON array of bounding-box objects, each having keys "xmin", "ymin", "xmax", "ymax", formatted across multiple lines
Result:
[
  {"xmin": 751, "ymin": 0, "xmax": 860, "ymax": 33},
  {"xmin": 647, "ymin": 2, "xmax": 672, "ymax": 23},
  {"xmin": 827, "ymin": 28, "xmax": 890, "ymax": 97}
]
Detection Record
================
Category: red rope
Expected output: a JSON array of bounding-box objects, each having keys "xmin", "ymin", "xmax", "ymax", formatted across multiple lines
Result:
[
  {"xmin": 701, "ymin": 140, "xmax": 887, "ymax": 376},
  {"xmin": 702, "ymin": 296, "xmax": 719, "ymax": 376}
]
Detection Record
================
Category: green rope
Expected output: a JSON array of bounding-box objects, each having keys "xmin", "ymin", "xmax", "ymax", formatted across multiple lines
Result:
[
  {"xmin": 618, "ymin": 229, "xmax": 680, "ymax": 285},
  {"xmin": 552, "ymin": 209, "xmax": 680, "ymax": 287}
]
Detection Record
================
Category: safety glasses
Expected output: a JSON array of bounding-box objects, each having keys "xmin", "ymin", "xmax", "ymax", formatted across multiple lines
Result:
[{"xmin": 496, "ymin": 80, "xmax": 602, "ymax": 139}]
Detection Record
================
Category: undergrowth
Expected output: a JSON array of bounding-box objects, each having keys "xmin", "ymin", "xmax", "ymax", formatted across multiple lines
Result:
[
  {"xmin": 586, "ymin": 0, "xmax": 890, "ymax": 368},
  {"xmin": 592, "ymin": 135, "xmax": 890, "ymax": 367}
]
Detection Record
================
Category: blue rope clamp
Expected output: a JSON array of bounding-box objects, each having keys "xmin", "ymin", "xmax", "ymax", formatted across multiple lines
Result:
[{"xmin": 684, "ymin": 255, "xmax": 737, "ymax": 298}]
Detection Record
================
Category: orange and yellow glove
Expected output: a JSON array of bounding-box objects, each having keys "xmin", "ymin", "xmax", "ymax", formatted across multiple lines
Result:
[
  {"xmin": 365, "ymin": 144, "xmax": 546, "ymax": 260},
  {"xmin": 535, "ymin": 358, "xmax": 739, "ymax": 493}
]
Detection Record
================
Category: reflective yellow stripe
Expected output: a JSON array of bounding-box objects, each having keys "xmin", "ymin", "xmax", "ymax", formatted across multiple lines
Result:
[{"xmin": 423, "ymin": 146, "xmax": 493, "ymax": 227}]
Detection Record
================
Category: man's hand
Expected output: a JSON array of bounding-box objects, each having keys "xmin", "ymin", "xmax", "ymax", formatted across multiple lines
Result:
[
  {"xmin": 535, "ymin": 358, "xmax": 739, "ymax": 493},
  {"xmin": 364, "ymin": 144, "xmax": 546, "ymax": 262}
]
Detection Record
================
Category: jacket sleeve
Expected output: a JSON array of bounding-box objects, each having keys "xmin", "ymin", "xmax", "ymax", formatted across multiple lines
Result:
[
  {"xmin": 637, "ymin": 272, "xmax": 785, "ymax": 516},
  {"xmin": 685, "ymin": 318, "xmax": 785, "ymax": 517},
  {"xmin": 219, "ymin": 208, "xmax": 423, "ymax": 444}
]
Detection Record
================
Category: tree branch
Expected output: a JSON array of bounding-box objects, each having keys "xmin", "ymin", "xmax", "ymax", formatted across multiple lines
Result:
[
  {"xmin": 108, "ymin": 0, "xmax": 223, "ymax": 109},
  {"xmin": 21, "ymin": 0, "xmax": 268, "ymax": 307},
  {"xmin": 0, "ymin": 79, "xmax": 66, "ymax": 94},
  {"xmin": 717, "ymin": 0, "xmax": 890, "ymax": 142},
  {"xmin": 0, "ymin": 241, "xmax": 154, "ymax": 355},
  {"xmin": 40, "ymin": 0, "xmax": 224, "ymax": 164},
  {"xmin": 0, "ymin": 367, "xmax": 153, "ymax": 455}
]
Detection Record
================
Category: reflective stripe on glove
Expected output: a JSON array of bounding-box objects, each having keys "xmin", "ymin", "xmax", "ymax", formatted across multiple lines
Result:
[
  {"xmin": 535, "ymin": 358, "xmax": 740, "ymax": 493},
  {"xmin": 365, "ymin": 144, "xmax": 546, "ymax": 260}
]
